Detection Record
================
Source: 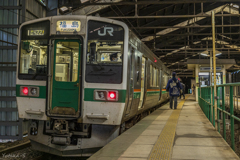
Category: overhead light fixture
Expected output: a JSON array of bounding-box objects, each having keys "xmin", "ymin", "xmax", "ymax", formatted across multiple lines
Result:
[
  {"xmin": 81, "ymin": 0, "xmax": 89, "ymax": 3},
  {"xmin": 60, "ymin": 6, "xmax": 68, "ymax": 12},
  {"xmin": 200, "ymin": 49, "xmax": 222, "ymax": 57},
  {"xmin": 215, "ymin": 50, "xmax": 222, "ymax": 56},
  {"xmin": 200, "ymin": 50, "xmax": 209, "ymax": 57}
]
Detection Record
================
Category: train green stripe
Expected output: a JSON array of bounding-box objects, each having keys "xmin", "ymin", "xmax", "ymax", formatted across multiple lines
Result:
[
  {"xmin": 84, "ymin": 88, "xmax": 126, "ymax": 103},
  {"xmin": 16, "ymin": 85, "xmax": 168, "ymax": 101},
  {"xmin": 133, "ymin": 90, "xmax": 168, "ymax": 99}
]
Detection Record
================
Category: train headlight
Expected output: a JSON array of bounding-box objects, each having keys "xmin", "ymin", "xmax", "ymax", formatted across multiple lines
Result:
[
  {"xmin": 28, "ymin": 87, "xmax": 39, "ymax": 97},
  {"xmin": 94, "ymin": 90, "xmax": 107, "ymax": 100},
  {"xmin": 31, "ymin": 88, "xmax": 37, "ymax": 95}
]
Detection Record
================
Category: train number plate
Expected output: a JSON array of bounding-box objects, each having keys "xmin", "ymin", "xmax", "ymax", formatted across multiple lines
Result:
[{"xmin": 28, "ymin": 30, "xmax": 44, "ymax": 36}]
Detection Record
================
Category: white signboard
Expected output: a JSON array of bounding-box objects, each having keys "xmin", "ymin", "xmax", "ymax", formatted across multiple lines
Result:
[{"xmin": 56, "ymin": 20, "xmax": 81, "ymax": 32}]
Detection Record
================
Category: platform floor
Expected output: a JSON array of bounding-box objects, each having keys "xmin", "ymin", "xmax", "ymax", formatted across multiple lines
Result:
[{"xmin": 88, "ymin": 95, "xmax": 239, "ymax": 160}]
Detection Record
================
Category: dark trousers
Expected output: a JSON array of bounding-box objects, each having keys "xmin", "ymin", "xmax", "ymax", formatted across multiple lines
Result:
[
  {"xmin": 180, "ymin": 92, "xmax": 185, "ymax": 99},
  {"xmin": 170, "ymin": 96, "xmax": 178, "ymax": 109}
]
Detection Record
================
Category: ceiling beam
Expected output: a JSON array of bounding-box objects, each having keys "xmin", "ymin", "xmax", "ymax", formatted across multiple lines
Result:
[
  {"xmin": 155, "ymin": 48, "xmax": 240, "ymax": 51},
  {"xmin": 177, "ymin": 75, "xmax": 195, "ymax": 77},
  {"xmin": 141, "ymin": 32, "xmax": 240, "ymax": 36},
  {"xmin": 131, "ymin": 24, "xmax": 240, "ymax": 29},
  {"xmin": 81, "ymin": 1, "xmax": 240, "ymax": 6},
  {"xmin": 154, "ymin": 27, "xmax": 207, "ymax": 48},
  {"xmin": 140, "ymin": 5, "xmax": 238, "ymax": 41},
  {"xmin": 108, "ymin": 14, "xmax": 240, "ymax": 19},
  {"xmin": 155, "ymin": 51, "xmax": 240, "ymax": 55}
]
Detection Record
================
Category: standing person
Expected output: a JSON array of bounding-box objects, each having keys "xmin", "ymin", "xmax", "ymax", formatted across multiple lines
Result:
[
  {"xmin": 180, "ymin": 82, "xmax": 185, "ymax": 99},
  {"xmin": 166, "ymin": 72, "xmax": 182, "ymax": 109},
  {"xmin": 192, "ymin": 84, "xmax": 195, "ymax": 95}
]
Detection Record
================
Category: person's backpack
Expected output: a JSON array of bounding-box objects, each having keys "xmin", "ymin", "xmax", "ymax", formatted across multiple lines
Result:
[{"xmin": 170, "ymin": 79, "xmax": 180, "ymax": 96}]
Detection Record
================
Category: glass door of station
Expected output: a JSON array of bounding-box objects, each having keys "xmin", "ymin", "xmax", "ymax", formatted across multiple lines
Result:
[{"xmin": 199, "ymin": 72, "xmax": 223, "ymax": 87}]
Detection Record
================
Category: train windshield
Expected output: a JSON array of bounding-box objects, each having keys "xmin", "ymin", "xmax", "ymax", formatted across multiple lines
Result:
[
  {"xmin": 18, "ymin": 20, "xmax": 50, "ymax": 80},
  {"xmin": 86, "ymin": 20, "xmax": 124, "ymax": 84}
]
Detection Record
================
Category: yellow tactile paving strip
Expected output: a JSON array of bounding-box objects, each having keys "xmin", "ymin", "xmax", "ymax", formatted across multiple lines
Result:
[{"xmin": 148, "ymin": 96, "xmax": 189, "ymax": 160}]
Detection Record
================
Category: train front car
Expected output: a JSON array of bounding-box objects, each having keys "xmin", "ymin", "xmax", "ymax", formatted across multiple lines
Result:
[{"xmin": 16, "ymin": 16, "xmax": 128, "ymax": 157}]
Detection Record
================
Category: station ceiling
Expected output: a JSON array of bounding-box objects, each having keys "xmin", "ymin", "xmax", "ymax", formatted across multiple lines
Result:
[{"xmin": 59, "ymin": 0, "xmax": 240, "ymax": 76}]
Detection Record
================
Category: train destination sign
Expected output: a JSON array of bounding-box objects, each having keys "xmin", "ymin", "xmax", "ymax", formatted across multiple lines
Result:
[
  {"xmin": 56, "ymin": 20, "xmax": 81, "ymax": 32},
  {"xmin": 28, "ymin": 30, "xmax": 44, "ymax": 36}
]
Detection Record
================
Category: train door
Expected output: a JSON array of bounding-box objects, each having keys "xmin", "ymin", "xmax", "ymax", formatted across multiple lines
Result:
[
  {"xmin": 138, "ymin": 56, "xmax": 146, "ymax": 109},
  {"xmin": 125, "ymin": 48, "xmax": 135, "ymax": 115},
  {"xmin": 50, "ymin": 39, "xmax": 81, "ymax": 117},
  {"xmin": 159, "ymin": 69, "xmax": 162, "ymax": 100}
]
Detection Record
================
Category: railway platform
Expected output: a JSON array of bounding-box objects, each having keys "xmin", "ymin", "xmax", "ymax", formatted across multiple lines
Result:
[{"xmin": 88, "ymin": 94, "xmax": 239, "ymax": 160}]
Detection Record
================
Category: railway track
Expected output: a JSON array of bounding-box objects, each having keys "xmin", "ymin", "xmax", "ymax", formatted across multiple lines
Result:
[
  {"xmin": 0, "ymin": 140, "xmax": 31, "ymax": 155},
  {"xmin": 32, "ymin": 154, "xmax": 89, "ymax": 160}
]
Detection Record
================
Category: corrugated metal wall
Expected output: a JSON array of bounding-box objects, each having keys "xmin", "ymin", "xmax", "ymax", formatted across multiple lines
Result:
[
  {"xmin": 26, "ymin": 0, "xmax": 46, "ymax": 20},
  {"xmin": 0, "ymin": 0, "xmax": 46, "ymax": 141}
]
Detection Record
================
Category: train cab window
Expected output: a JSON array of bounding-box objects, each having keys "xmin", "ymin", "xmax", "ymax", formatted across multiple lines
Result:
[
  {"xmin": 18, "ymin": 20, "xmax": 50, "ymax": 80},
  {"xmin": 54, "ymin": 41, "xmax": 79, "ymax": 82},
  {"xmin": 86, "ymin": 20, "xmax": 124, "ymax": 83},
  {"xmin": 20, "ymin": 40, "xmax": 47, "ymax": 74}
]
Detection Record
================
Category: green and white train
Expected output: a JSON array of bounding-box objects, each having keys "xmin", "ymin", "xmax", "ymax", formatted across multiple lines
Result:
[{"xmin": 16, "ymin": 16, "xmax": 171, "ymax": 157}]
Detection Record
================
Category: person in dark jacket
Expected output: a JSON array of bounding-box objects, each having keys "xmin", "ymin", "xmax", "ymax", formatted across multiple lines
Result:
[
  {"xmin": 180, "ymin": 82, "xmax": 185, "ymax": 99},
  {"xmin": 166, "ymin": 72, "xmax": 182, "ymax": 109}
]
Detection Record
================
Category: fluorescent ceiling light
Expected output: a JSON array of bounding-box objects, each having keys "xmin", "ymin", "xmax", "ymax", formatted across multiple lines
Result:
[
  {"xmin": 81, "ymin": 0, "xmax": 89, "ymax": 3},
  {"xmin": 200, "ymin": 50, "xmax": 222, "ymax": 57},
  {"xmin": 200, "ymin": 50, "xmax": 209, "ymax": 57},
  {"xmin": 60, "ymin": 6, "xmax": 68, "ymax": 12}
]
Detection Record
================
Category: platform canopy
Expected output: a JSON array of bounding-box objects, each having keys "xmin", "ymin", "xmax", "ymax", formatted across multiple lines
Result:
[{"xmin": 58, "ymin": 0, "xmax": 240, "ymax": 75}]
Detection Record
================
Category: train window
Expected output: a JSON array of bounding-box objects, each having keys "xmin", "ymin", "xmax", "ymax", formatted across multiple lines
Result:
[
  {"xmin": 163, "ymin": 72, "xmax": 168, "ymax": 89},
  {"xmin": 153, "ymin": 67, "xmax": 157, "ymax": 87},
  {"xmin": 156, "ymin": 69, "xmax": 159, "ymax": 87},
  {"xmin": 18, "ymin": 20, "xmax": 50, "ymax": 80},
  {"xmin": 86, "ymin": 20, "xmax": 124, "ymax": 83},
  {"xmin": 19, "ymin": 40, "xmax": 47, "ymax": 74},
  {"xmin": 150, "ymin": 65, "xmax": 153, "ymax": 86},
  {"xmin": 54, "ymin": 41, "xmax": 79, "ymax": 82},
  {"xmin": 137, "ymin": 56, "xmax": 140, "ymax": 67}
]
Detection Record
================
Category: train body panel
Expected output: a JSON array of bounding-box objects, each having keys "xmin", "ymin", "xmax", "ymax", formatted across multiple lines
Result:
[
  {"xmin": 82, "ymin": 101, "xmax": 125, "ymax": 125},
  {"xmin": 17, "ymin": 97, "xmax": 47, "ymax": 120},
  {"xmin": 16, "ymin": 15, "xmax": 171, "ymax": 156}
]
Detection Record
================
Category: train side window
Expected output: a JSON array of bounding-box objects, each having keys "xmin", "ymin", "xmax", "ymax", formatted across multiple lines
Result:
[
  {"xmin": 137, "ymin": 56, "xmax": 140, "ymax": 82},
  {"xmin": 137, "ymin": 56, "xmax": 140, "ymax": 67},
  {"xmin": 156, "ymin": 69, "xmax": 159, "ymax": 87},
  {"xmin": 153, "ymin": 67, "xmax": 156, "ymax": 87},
  {"xmin": 150, "ymin": 64, "xmax": 153, "ymax": 86}
]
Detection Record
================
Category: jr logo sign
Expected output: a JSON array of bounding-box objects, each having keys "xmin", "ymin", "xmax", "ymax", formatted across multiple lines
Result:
[{"xmin": 98, "ymin": 27, "xmax": 113, "ymax": 36}]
